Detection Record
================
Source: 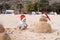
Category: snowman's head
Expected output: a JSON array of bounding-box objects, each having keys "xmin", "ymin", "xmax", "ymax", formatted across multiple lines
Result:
[{"xmin": 39, "ymin": 16, "xmax": 47, "ymax": 22}]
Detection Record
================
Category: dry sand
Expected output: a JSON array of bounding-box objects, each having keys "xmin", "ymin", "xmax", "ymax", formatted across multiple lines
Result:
[
  {"xmin": 5, "ymin": 28, "xmax": 60, "ymax": 40},
  {"xmin": 0, "ymin": 14, "xmax": 60, "ymax": 40}
]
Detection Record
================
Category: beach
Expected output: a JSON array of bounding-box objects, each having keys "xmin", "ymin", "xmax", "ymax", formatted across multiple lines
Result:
[{"xmin": 0, "ymin": 14, "xmax": 60, "ymax": 40}]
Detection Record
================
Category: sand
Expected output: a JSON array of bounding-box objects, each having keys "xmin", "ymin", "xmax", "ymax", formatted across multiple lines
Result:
[
  {"xmin": 5, "ymin": 28, "xmax": 60, "ymax": 40},
  {"xmin": 0, "ymin": 14, "xmax": 60, "ymax": 40}
]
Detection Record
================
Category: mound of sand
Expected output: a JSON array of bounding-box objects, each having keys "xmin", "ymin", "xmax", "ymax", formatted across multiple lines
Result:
[
  {"xmin": 0, "ymin": 24, "xmax": 11, "ymax": 40},
  {"xmin": 34, "ymin": 16, "xmax": 52, "ymax": 33},
  {"xmin": 0, "ymin": 33, "xmax": 11, "ymax": 40},
  {"xmin": 0, "ymin": 24, "xmax": 5, "ymax": 33},
  {"xmin": 3, "ymin": 33, "xmax": 11, "ymax": 40}
]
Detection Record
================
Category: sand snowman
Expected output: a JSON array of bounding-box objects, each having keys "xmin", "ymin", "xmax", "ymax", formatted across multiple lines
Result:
[{"xmin": 34, "ymin": 16, "xmax": 52, "ymax": 33}]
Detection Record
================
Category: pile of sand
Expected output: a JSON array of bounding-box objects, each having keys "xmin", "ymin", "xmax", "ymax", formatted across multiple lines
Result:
[
  {"xmin": 34, "ymin": 16, "xmax": 52, "ymax": 33},
  {"xmin": 0, "ymin": 24, "xmax": 11, "ymax": 40},
  {"xmin": 0, "ymin": 24, "xmax": 5, "ymax": 33}
]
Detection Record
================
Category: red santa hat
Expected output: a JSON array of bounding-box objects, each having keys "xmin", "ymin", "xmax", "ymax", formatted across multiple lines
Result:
[
  {"xmin": 20, "ymin": 14, "xmax": 26, "ymax": 21},
  {"xmin": 42, "ymin": 13, "xmax": 51, "ymax": 21}
]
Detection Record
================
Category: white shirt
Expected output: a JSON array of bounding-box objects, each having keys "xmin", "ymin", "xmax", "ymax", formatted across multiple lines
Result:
[{"xmin": 19, "ymin": 21, "xmax": 27, "ymax": 29}]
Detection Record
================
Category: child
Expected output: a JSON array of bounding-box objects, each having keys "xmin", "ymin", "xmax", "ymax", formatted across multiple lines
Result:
[{"xmin": 18, "ymin": 12, "xmax": 27, "ymax": 30}]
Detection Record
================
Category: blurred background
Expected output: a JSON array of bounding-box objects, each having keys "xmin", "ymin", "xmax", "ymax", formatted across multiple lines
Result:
[{"xmin": 0, "ymin": 0, "xmax": 60, "ymax": 14}]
